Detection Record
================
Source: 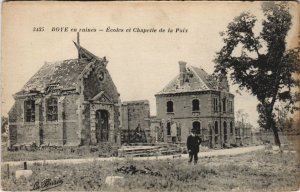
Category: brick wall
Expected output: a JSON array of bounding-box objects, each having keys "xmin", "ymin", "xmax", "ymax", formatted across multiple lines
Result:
[{"xmin": 155, "ymin": 91, "xmax": 235, "ymax": 148}]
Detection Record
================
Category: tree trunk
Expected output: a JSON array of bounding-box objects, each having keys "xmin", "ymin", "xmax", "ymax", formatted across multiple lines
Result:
[
  {"xmin": 266, "ymin": 104, "xmax": 281, "ymax": 147},
  {"xmin": 271, "ymin": 123, "xmax": 281, "ymax": 147}
]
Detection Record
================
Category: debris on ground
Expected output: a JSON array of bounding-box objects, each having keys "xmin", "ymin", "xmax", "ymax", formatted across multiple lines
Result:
[{"xmin": 115, "ymin": 165, "xmax": 162, "ymax": 177}]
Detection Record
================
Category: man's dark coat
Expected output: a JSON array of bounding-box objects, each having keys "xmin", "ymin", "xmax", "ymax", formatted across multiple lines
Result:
[{"xmin": 187, "ymin": 135, "xmax": 202, "ymax": 153}]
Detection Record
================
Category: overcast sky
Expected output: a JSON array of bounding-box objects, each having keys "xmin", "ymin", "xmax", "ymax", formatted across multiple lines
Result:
[{"xmin": 2, "ymin": 2, "xmax": 299, "ymax": 127}]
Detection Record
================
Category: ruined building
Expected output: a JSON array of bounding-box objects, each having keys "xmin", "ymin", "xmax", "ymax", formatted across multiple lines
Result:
[
  {"xmin": 120, "ymin": 100, "xmax": 151, "ymax": 143},
  {"xmin": 155, "ymin": 61, "xmax": 235, "ymax": 148},
  {"xmin": 7, "ymin": 37, "xmax": 236, "ymax": 149},
  {"xmin": 8, "ymin": 37, "xmax": 121, "ymax": 147}
]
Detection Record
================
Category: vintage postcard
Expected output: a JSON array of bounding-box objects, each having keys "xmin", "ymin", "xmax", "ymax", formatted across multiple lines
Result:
[{"xmin": 1, "ymin": 1, "xmax": 299, "ymax": 191}]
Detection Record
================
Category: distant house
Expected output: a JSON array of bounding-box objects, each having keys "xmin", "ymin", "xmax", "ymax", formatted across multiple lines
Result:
[
  {"xmin": 8, "ymin": 37, "xmax": 121, "ymax": 147},
  {"xmin": 155, "ymin": 61, "xmax": 236, "ymax": 148}
]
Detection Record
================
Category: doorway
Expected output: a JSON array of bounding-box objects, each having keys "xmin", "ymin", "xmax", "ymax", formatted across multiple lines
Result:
[
  {"xmin": 192, "ymin": 121, "xmax": 201, "ymax": 135},
  {"xmin": 214, "ymin": 121, "xmax": 219, "ymax": 146},
  {"xmin": 223, "ymin": 121, "xmax": 227, "ymax": 143},
  {"xmin": 95, "ymin": 110, "xmax": 109, "ymax": 142}
]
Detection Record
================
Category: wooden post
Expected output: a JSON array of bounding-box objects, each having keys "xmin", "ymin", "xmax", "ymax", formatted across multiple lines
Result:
[
  {"xmin": 7, "ymin": 164, "xmax": 9, "ymax": 179},
  {"xmin": 77, "ymin": 32, "xmax": 80, "ymax": 59}
]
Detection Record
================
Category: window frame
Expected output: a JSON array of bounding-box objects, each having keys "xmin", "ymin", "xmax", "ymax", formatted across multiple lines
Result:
[
  {"xmin": 222, "ymin": 98, "xmax": 227, "ymax": 113},
  {"xmin": 24, "ymin": 99, "xmax": 35, "ymax": 123},
  {"xmin": 213, "ymin": 98, "xmax": 219, "ymax": 112},
  {"xmin": 228, "ymin": 100, "xmax": 233, "ymax": 113},
  {"xmin": 166, "ymin": 101, "xmax": 174, "ymax": 113},
  {"xmin": 192, "ymin": 99, "xmax": 200, "ymax": 112},
  {"xmin": 47, "ymin": 97, "xmax": 58, "ymax": 122}
]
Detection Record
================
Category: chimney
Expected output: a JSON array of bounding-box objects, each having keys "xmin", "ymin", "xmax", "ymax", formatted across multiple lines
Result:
[{"xmin": 179, "ymin": 61, "xmax": 187, "ymax": 86}]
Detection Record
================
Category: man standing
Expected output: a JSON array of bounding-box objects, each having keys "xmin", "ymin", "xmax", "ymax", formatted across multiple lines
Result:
[{"xmin": 187, "ymin": 128, "xmax": 202, "ymax": 164}]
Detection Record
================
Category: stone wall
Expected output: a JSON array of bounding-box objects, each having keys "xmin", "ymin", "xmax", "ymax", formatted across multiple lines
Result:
[
  {"xmin": 8, "ymin": 98, "xmax": 40, "ymax": 146},
  {"xmin": 121, "ymin": 100, "xmax": 150, "ymax": 131},
  {"xmin": 120, "ymin": 100, "xmax": 151, "ymax": 143},
  {"xmin": 81, "ymin": 61, "xmax": 121, "ymax": 145},
  {"xmin": 8, "ymin": 93, "xmax": 82, "ymax": 147},
  {"xmin": 62, "ymin": 94, "xmax": 81, "ymax": 145}
]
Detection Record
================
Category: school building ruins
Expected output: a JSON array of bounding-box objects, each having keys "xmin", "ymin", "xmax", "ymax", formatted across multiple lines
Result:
[{"xmin": 8, "ymin": 36, "xmax": 243, "ymax": 149}]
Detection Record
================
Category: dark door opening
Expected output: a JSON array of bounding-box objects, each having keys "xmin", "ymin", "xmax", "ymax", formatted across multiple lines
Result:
[
  {"xmin": 192, "ymin": 121, "xmax": 201, "ymax": 135},
  {"xmin": 40, "ymin": 129, "xmax": 44, "ymax": 145},
  {"xmin": 214, "ymin": 121, "xmax": 219, "ymax": 146},
  {"xmin": 209, "ymin": 127, "xmax": 213, "ymax": 148},
  {"xmin": 95, "ymin": 110, "xmax": 109, "ymax": 142},
  {"xmin": 223, "ymin": 121, "xmax": 227, "ymax": 143}
]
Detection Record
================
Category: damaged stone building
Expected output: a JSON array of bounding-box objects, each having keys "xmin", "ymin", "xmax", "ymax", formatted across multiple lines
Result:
[
  {"xmin": 8, "ymin": 37, "xmax": 121, "ymax": 147},
  {"xmin": 120, "ymin": 100, "xmax": 151, "ymax": 143},
  {"xmin": 8, "ymin": 36, "xmax": 236, "ymax": 149},
  {"xmin": 154, "ymin": 61, "xmax": 236, "ymax": 148}
]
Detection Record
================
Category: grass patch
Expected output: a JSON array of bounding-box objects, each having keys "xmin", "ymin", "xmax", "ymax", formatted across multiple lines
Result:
[
  {"xmin": 2, "ymin": 143, "xmax": 119, "ymax": 162},
  {"xmin": 1, "ymin": 151, "xmax": 299, "ymax": 191}
]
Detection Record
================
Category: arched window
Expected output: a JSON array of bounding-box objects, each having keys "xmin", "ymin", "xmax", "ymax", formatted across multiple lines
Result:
[
  {"xmin": 192, "ymin": 121, "xmax": 201, "ymax": 134},
  {"xmin": 167, "ymin": 122, "xmax": 171, "ymax": 135},
  {"xmin": 192, "ymin": 99, "xmax": 200, "ymax": 111},
  {"xmin": 230, "ymin": 121, "xmax": 233, "ymax": 134},
  {"xmin": 167, "ymin": 101, "xmax": 173, "ymax": 113},
  {"xmin": 47, "ymin": 97, "xmax": 58, "ymax": 121},
  {"xmin": 214, "ymin": 121, "xmax": 218, "ymax": 135},
  {"xmin": 24, "ymin": 99, "xmax": 35, "ymax": 122}
]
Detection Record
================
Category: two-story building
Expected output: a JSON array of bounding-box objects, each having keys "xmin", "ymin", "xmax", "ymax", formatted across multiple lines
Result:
[{"xmin": 155, "ymin": 61, "xmax": 236, "ymax": 148}]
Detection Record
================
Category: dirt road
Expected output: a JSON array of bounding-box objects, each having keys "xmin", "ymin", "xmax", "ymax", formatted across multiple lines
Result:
[{"xmin": 1, "ymin": 145, "xmax": 265, "ymax": 167}]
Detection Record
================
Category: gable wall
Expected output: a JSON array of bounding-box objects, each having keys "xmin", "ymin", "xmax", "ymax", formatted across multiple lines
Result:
[
  {"xmin": 80, "ymin": 61, "xmax": 121, "ymax": 144},
  {"xmin": 82, "ymin": 63, "xmax": 119, "ymax": 102}
]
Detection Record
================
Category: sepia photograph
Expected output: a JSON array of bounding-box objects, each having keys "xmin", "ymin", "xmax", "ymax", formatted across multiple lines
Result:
[{"xmin": 1, "ymin": 1, "xmax": 300, "ymax": 191}]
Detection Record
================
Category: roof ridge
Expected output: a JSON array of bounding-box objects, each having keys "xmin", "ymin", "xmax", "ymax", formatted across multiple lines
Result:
[{"xmin": 44, "ymin": 58, "xmax": 80, "ymax": 65}]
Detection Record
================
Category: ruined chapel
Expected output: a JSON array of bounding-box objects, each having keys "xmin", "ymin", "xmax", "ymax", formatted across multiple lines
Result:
[{"xmin": 8, "ymin": 37, "xmax": 121, "ymax": 147}]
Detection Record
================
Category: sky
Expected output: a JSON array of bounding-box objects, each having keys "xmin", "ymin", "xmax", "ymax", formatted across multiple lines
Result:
[{"xmin": 1, "ymin": 2, "xmax": 299, "ymax": 127}]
